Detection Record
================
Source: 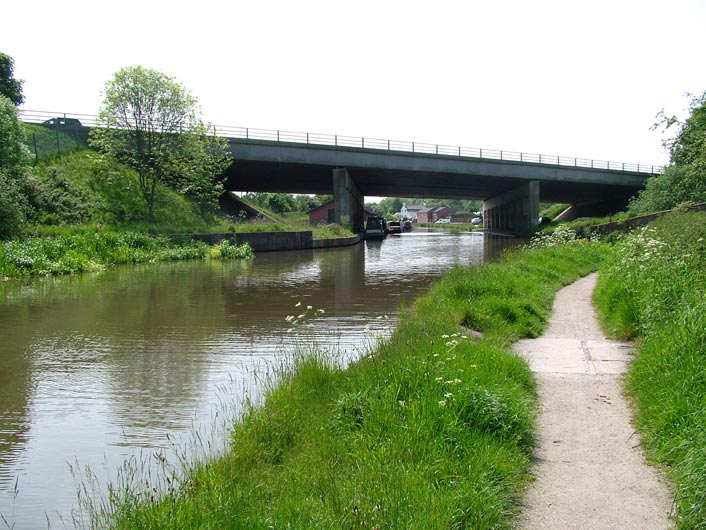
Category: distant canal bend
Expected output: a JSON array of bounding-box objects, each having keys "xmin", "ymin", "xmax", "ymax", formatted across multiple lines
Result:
[{"xmin": 0, "ymin": 229, "xmax": 518, "ymax": 528}]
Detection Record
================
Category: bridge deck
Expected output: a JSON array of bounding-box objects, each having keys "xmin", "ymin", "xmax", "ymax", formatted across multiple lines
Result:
[{"xmin": 225, "ymin": 138, "xmax": 652, "ymax": 204}]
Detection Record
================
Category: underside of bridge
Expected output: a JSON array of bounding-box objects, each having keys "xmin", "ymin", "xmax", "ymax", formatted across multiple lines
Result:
[
  {"xmin": 224, "ymin": 165, "xmax": 638, "ymax": 234},
  {"xmin": 223, "ymin": 140, "xmax": 648, "ymax": 233}
]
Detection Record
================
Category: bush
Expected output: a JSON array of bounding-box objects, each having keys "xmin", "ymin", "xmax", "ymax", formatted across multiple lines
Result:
[
  {"xmin": 628, "ymin": 165, "xmax": 706, "ymax": 214},
  {"xmin": 0, "ymin": 95, "xmax": 30, "ymax": 238},
  {"xmin": 0, "ymin": 172, "xmax": 25, "ymax": 239}
]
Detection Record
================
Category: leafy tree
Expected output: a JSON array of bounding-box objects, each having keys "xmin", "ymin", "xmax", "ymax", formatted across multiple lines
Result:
[
  {"xmin": 657, "ymin": 91, "xmax": 706, "ymax": 168},
  {"xmin": 90, "ymin": 66, "xmax": 231, "ymax": 219},
  {"xmin": 630, "ymin": 91, "xmax": 706, "ymax": 214},
  {"xmin": 293, "ymin": 194, "xmax": 318, "ymax": 212},
  {"xmin": 0, "ymin": 52, "xmax": 23, "ymax": 106},
  {"xmin": 628, "ymin": 165, "xmax": 706, "ymax": 214},
  {"xmin": 0, "ymin": 95, "xmax": 30, "ymax": 238}
]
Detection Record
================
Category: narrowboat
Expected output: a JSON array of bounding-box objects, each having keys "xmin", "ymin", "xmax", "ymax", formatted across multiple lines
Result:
[{"xmin": 365, "ymin": 216, "xmax": 388, "ymax": 239}]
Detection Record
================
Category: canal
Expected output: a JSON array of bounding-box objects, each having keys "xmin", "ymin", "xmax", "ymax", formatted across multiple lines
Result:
[{"xmin": 0, "ymin": 230, "xmax": 517, "ymax": 528}]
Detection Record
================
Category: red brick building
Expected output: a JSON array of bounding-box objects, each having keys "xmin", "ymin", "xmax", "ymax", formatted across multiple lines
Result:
[{"xmin": 308, "ymin": 201, "xmax": 375, "ymax": 226}]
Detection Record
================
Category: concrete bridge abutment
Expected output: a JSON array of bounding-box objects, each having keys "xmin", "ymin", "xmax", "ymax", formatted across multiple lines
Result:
[
  {"xmin": 484, "ymin": 180, "xmax": 540, "ymax": 233},
  {"xmin": 333, "ymin": 167, "xmax": 365, "ymax": 232}
]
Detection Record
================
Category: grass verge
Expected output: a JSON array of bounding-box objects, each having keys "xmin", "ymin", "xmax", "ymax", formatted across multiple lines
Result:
[
  {"xmin": 87, "ymin": 236, "xmax": 604, "ymax": 529},
  {"xmin": 594, "ymin": 209, "xmax": 706, "ymax": 529},
  {"xmin": 0, "ymin": 231, "xmax": 252, "ymax": 278}
]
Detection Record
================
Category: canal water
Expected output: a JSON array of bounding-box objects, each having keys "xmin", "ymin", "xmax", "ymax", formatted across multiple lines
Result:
[{"xmin": 0, "ymin": 230, "xmax": 517, "ymax": 528}]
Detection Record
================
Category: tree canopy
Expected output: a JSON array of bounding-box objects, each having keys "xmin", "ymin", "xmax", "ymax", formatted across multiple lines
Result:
[
  {"xmin": 659, "ymin": 91, "xmax": 706, "ymax": 168},
  {"xmin": 0, "ymin": 52, "xmax": 23, "ymax": 106},
  {"xmin": 629, "ymin": 91, "xmax": 706, "ymax": 214},
  {"xmin": 90, "ymin": 66, "xmax": 231, "ymax": 219},
  {"xmin": 0, "ymin": 95, "xmax": 31, "ymax": 238}
]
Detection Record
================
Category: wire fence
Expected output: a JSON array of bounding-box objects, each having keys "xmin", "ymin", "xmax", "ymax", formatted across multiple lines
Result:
[
  {"xmin": 20, "ymin": 109, "xmax": 665, "ymax": 174},
  {"xmin": 21, "ymin": 111, "xmax": 95, "ymax": 161}
]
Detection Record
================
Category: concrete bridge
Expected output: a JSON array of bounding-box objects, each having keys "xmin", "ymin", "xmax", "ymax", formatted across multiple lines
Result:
[
  {"xmin": 19, "ymin": 111, "xmax": 660, "ymax": 234},
  {"xmin": 220, "ymin": 126, "xmax": 659, "ymax": 233}
]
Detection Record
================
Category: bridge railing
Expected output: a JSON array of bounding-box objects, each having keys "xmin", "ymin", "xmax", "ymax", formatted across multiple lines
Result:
[
  {"xmin": 208, "ymin": 124, "xmax": 665, "ymax": 174},
  {"xmin": 20, "ymin": 109, "xmax": 664, "ymax": 174}
]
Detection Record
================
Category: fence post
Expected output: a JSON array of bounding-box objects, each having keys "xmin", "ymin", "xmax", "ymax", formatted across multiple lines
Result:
[
  {"xmin": 55, "ymin": 126, "xmax": 60, "ymax": 154},
  {"xmin": 33, "ymin": 133, "xmax": 38, "ymax": 163}
]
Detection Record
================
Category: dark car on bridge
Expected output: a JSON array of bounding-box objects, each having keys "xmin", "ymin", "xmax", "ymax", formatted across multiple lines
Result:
[{"xmin": 41, "ymin": 117, "xmax": 82, "ymax": 129}]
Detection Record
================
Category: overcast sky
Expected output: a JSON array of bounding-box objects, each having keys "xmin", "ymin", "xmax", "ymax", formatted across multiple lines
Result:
[{"xmin": 3, "ymin": 0, "xmax": 706, "ymax": 167}]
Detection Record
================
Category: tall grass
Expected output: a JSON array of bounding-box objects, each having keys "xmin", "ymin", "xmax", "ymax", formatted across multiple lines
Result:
[
  {"xmin": 594, "ymin": 209, "xmax": 706, "ymax": 529},
  {"xmin": 0, "ymin": 231, "xmax": 252, "ymax": 278},
  {"xmin": 87, "ymin": 237, "xmax": 604, "ymax": 529}
]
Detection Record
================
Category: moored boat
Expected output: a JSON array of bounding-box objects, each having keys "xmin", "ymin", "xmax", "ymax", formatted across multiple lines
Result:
[{"xmin": 365, "ymin": 216, "xmax": 388, "ymax": 239}]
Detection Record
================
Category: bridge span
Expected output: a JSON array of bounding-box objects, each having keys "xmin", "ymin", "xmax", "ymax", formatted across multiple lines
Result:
[
  {"xmin": 221, "ymin": 127, "xmax": 658, "ymax": 233},
  {"xmin": 19, "ymin": 111, "xmax": 660, "ymax": 233}
]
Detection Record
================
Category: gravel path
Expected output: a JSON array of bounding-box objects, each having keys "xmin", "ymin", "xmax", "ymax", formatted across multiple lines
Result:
[{"xmin": 512, "ymin": 273, "xmax": 675, "ymax": 530}]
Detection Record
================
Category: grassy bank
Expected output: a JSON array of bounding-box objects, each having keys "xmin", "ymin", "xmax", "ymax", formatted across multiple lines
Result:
[
  {"xmin": 87, "ymin": 235, "xmax": 605, "ymax": 529},
  {"xmin": 19, "ymin": 148, "xmax": 352, "ymax": 240},
  {"xmin": 0, "ymin": 231, "xmax": 252, "ymax": 278},
  {"xmin": 594, "ymin": 209, "xmax": 706, "ymax": 529}
]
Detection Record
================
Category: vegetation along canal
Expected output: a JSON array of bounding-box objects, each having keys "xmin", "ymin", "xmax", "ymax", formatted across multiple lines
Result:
[{"xmin": 0, "ymin": 229, "xmax": 517, "ymax": 528}]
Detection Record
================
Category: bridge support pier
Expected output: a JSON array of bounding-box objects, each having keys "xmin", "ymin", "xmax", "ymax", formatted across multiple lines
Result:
[
  {"xmin": 333, "ymin": 167, "xmax": 365, "ymax": 232},
  {"xmin": 483, "ymin": 180, "xmax": 540, "ymax": 233}
]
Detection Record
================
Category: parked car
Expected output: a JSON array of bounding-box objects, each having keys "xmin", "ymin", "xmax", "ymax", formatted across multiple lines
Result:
[
  {"xmin": 435, "ymin": 218, "xmax": 451, "ymax": 224},
  {"xmin": 471, "ymin": 217, "xmax": 482, "ymax": 225}
]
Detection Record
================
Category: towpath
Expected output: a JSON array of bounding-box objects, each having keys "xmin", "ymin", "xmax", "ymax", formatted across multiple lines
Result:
[{"xmin": 512, "ymin": 273, "xmax": 674, "ymax": 529}]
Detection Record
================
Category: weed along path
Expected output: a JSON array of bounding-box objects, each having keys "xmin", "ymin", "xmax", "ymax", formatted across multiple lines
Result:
[{"xmin": 512, "ymin": 273, "xmax": 674, "ymax": 530}]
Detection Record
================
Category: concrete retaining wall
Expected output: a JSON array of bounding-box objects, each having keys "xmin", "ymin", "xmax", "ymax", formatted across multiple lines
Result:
[
  {"xmin": 188, "ymin": 231, "xmax": 362, "ymax": 252},
  {"xmin": 312, "ymin": 234, "xmax": 362, "ymax": 249},
  {"xmin": 588, "ymin": 202, "xmax": 706, "ymax": 236}
]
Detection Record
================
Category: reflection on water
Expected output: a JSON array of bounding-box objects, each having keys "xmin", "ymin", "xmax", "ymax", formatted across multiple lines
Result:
[{"xmin": 0, "ymin": 230, "xmax": 518, "ymax": 528}]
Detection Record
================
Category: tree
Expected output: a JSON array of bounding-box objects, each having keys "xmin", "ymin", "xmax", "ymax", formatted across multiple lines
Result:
[
  {"xmin": 90, "ymin": 66, "xmax": 231, "ymax": 219},
  {"xmin": 628, "ymin": 165, "xmax": 706, "ymax": 214},
  {"xmin": 0, "ymin": 52, "xmax": 23, "ymax": 106},
  {"xmin": 630, "ymin": 91, "xmax": 706, "ymax": 214},
  {"xmin": 658, "ymin": 91, "xmax": 706, "ymax": 168},
  {"xmin": 0, "ymin": 95, "xmax": 31, "ymax": 238}
]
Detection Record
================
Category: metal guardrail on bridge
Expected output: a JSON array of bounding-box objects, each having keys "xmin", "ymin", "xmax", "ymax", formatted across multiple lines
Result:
[{"xmin": 20, "ymin": 109, "xmax": 664, "ymax": 174}]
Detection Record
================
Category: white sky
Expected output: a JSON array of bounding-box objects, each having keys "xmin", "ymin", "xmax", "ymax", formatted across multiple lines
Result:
[{"xmin": 3, "ymin": 0, "xmax": 706, "ymax": 167}]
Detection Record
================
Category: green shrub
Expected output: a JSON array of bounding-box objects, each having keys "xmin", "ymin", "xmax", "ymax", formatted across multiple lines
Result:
[{"xmin": 0, "ymin": 231, "xmax": 252, "ymax": 278}]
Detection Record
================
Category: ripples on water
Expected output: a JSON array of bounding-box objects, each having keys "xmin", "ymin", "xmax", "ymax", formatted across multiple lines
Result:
[{"xmin": 0, "ymin": 230, "xmax": 517, "ymax": 528}]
